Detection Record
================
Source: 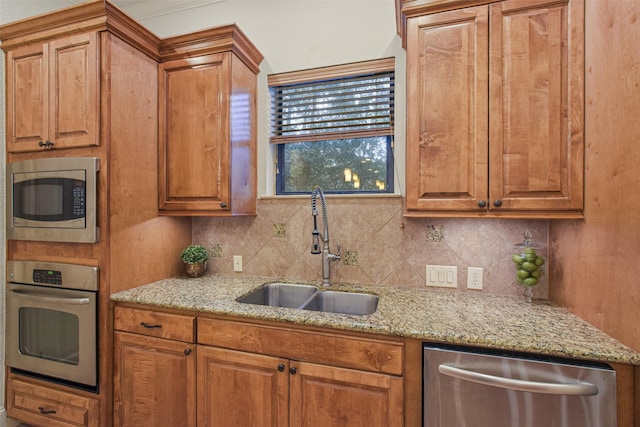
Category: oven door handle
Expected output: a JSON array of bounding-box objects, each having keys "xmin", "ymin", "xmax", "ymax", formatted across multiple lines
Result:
[
  {"xmin": 10, "ymin": 289, "xmax": 91, "ymax": 305},
  {"xmin": 438, "ymin": 364, "xmax": 599, "ymax": 396}
]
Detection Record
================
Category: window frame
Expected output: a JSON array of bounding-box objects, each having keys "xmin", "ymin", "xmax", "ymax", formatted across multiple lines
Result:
[{"xmin": 268, "ymin": 58, "xmax": 395, "ymax": 195}]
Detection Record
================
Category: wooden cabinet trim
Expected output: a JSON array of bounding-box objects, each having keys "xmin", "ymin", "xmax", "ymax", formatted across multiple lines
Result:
[
  {"xmin": 197, "ymin": 317, "xmax": 404, "ymax": 375},
  {"xmin": 158, "ymin": 24, "xmax": 263, "ymax": 73},
  {"xmin": 114, "ymin": 306, "xmax": 196, "ymax": 342},
  {"xmin": 0, "ymin": 1, "xmax": 160, "ymax": 58},
  {"xmin": 397, "ymin": 0, "xmax": 502, "ymax": 43}
]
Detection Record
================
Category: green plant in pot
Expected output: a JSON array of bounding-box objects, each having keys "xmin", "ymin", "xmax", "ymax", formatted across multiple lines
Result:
[{"xmin": 180, "ymin": 245, "xmax": 209, "ymax": 278}]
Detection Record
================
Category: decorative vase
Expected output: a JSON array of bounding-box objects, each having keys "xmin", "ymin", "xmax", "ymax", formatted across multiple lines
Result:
[
  {"xmin": 184, "ymin": 262, "xmax": 206, "ymax": 278},
  {"xmin": 511, "ymin": 230, "xmax": 546, "ymax": 303}
]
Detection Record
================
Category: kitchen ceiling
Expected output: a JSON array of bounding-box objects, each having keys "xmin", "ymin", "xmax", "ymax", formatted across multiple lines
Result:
[{"xmin": 66, "ymin": 0, "xmax": 226, "ymax": 21}]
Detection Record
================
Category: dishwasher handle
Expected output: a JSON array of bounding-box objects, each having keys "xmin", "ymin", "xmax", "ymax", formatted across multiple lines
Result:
[{"xmin": 438, "ymin": 364, "xmax": 599, "ymax": 396}]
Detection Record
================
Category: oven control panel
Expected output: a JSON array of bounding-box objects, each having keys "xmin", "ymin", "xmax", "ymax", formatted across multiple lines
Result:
[
  {"xmin": 7, "ymin": 260, "xmax": 98, "ymax": 291},
  {"xmin": 33, "ymin": 269, "xmax": 63, "ymax": 285}
]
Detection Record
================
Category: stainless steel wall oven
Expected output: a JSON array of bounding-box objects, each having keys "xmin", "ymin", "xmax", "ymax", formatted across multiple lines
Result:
[{"xmin": 6, "ymin": 260, "xmax": 99, "ymax": 390}]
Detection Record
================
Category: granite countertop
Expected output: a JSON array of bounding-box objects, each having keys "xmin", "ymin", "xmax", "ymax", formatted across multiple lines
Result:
[{"xmin": 110, "ymin": 274, "xmax": 640, "ymax": 365}]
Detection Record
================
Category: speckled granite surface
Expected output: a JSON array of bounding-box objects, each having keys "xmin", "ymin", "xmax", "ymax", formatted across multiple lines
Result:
[{"xmin": 110, "ymin": 274, "xmax": 640, "ymax": 365}]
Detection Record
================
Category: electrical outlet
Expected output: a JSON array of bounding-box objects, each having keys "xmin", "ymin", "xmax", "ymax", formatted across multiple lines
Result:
[
  {"xmin": 426, "ymin": 265, "xmax": 457, "ymax": 288},
  {"xmin": 233, "ymin": 255, "xmax": 243, "ymax": 272},
  {"xmin": 467, "ymin": 267, "xmax": 483, "ymax": 290}
]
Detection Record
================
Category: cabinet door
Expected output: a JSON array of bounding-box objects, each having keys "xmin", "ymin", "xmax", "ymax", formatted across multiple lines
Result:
[
  {"xmin": 489, "ymin": 0, "xmax": 584, "ymax": 212},
  {"xmin": 197, "ymin": 346, "xmax": 289, "ymax": 427},
  {"xmin": 48, "ymin": 32, "xmax": 100, "ymax": 150},
  {"xmin": 405, "ymin": 6, "xmax": 489, "ymax": 212},
  {"xmin": 159, "ymin": 53, "xmax": 231, "ymax": 212},
  {"xmin": 113, "ymin": 332, "xmax": 196, "ymax": 427},
  {"xmin": 5, "ymin": 42, "xmax": 48, "ymax": 151},
  {"xmin": 289, "ymin": 361, "xmax": 404, "ymax": 427},
  {"xmin": 5, "ymin": 32, "xmax": 99, "ymax": 152}
]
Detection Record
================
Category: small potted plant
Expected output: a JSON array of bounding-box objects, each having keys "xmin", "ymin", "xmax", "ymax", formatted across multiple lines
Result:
[{"xmin": 180, "ymin": 244, "xmax": 209, "ymax": 278}]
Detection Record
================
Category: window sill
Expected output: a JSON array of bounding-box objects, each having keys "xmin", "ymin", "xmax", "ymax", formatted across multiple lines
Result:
[{"xmin": 258, "ymin": 193, "xmax": 402, "ymax": 201}]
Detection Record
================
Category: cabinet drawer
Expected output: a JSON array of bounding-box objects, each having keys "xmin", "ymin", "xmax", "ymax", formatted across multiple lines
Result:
[
  {"xmin": 7, "ymin": 375, "xmax": 99, "ymax": 427},
  {"xmin": 114, "ymin": 306, "xmax": 195, "ymax": 342},
  {"xmin": 198, "ymin": 317, "xmax": 403, "ymax": 375}
]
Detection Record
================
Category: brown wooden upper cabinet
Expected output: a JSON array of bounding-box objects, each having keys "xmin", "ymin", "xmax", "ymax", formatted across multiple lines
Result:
[
  {"xmin": 402, "ymin": 0, "xmax": 584, "ymax": 218},
  {"xmin": 5, "ymin": 32, "xmax": 100, "ymax": 152},
  {"xmin": 158, "ymin": 26, "xmax": 263, "ymax": 216}
]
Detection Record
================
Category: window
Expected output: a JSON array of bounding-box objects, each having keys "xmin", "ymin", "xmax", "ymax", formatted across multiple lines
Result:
[{"xmin": 269, "ymin": 59, "xmax": 395, "ymax": 194}]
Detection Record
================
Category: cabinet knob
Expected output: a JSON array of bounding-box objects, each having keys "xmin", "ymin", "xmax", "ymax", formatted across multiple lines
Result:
[
  {"xmin": 220, "ymin": 202, "xmax": 227, "ymax": 208},
  {"xmin": 277, "ymin": 364, "xmax": 285, "ymax": 372},
  {"xmin": 289, "ymin": 367, "xmax": 297, "ymax": 375},
  {"xmin": 38, "ymin": 140, "xmax": 54, "ymax": 149},
  {"xmin": 477, "ymin": 200, "xmax": 487, "ymax": 208},
  {"xmin": 493, "ymin": 199, "xmax": 503, "ymax": 207},
  {"xmin": 184, "ymin": 348, "xmax": 192, "ymax": 356}
]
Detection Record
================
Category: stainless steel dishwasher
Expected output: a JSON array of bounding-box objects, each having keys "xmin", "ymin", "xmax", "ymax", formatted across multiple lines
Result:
[{"xmin": 423, "ymin": 344, "xmax": 616, "ymax": 427}]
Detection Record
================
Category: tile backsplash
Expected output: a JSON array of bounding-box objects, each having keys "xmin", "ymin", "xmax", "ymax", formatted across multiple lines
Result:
[{"xmin": 194, "ymin": 197, "xmax": 549, "ymax": 299}]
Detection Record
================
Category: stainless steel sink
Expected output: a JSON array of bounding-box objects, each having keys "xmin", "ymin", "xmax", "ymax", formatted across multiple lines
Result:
[
  {"xmin": 303, "ymin": 291, "xmax": 379, "ymax": 316},
  {"xmin": 237, "ymin": 283, "xmax": 379, "ymax": 315},
  {"xmin": 236, "ymin": 283, "xmax": 318, "ymax": 308}
]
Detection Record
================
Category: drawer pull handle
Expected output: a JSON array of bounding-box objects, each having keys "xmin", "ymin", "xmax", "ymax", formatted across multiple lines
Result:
[
  {"xmin": 39, "ymin": 406, "xmax": 57, "ymax": 415},
  {"xmin": 141, "ymin": 322, "xmax": 162, "ymax": 329}
]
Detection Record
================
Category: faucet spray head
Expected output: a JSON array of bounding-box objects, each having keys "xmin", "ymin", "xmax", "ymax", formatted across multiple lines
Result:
[{"xmin": 311, "ymin": 230, "xmax": 321, "ymax": 254}]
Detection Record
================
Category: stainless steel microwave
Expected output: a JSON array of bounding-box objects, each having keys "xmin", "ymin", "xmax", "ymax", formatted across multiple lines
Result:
[{"xmin": 6, "ymin": 157, "xmax": 100, "ymax": 243}]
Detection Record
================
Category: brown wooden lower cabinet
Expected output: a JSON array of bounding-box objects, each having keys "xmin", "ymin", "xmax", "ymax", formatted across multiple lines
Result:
[
  {"xmin": 113, "ymin": 306, "xmax": 405, "ymax": 426},
  {"xmin": 197, "ymin": 346, "xmax": 289, "ymax": 426},
  {"xmin": 113, "ymin": 306, "xmax": 197, "ymax": 427},
  {"xmin": 197, "ymin": 346, "xmax": 403, "ymax": 427},
  {"xmin": 289, "ymin": 360, "xmax": 403, "ymax": 427},
  {"xmin": 113, "ymin": 332, "xmax": 197, "ymax": 427}
]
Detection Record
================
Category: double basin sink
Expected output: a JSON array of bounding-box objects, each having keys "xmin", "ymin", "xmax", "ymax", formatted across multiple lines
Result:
[{"xmin": 237, "ymin": 283, "xmax": 379, "ymax": 316}]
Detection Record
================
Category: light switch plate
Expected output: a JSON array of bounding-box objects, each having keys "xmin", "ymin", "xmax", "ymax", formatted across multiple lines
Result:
[{"xmin": 426, "ymin": 265, "xmax": 457, "ymax": 288}]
